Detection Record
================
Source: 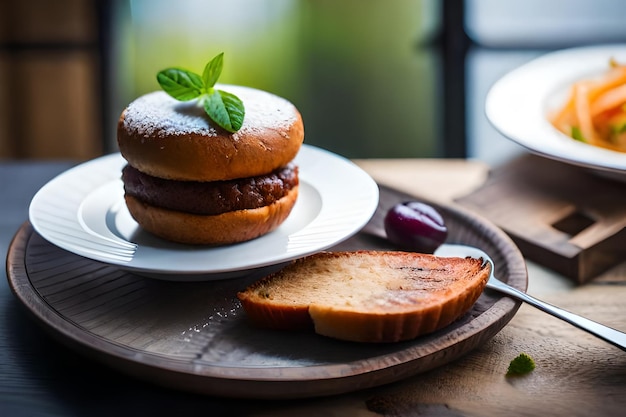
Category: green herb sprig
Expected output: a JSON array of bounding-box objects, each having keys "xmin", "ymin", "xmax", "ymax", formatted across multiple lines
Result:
[
  {"xmin": 571, "ymin": 126, "xmax": 587, "ymax": 143},
  {"xmin": 156, "ymin": 53, "xmax": 245, "ymax": 133}
]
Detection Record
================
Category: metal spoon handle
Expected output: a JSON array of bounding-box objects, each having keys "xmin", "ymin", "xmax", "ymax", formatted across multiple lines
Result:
[{"xmin": 487, "ymin": 278, "xmax": 626, "ymax": 351}]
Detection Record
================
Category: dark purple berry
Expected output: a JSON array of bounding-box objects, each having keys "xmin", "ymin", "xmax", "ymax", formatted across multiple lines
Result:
[{"xmin": 384, "ymin": 201, "xmax": 448, "ymax": 253}]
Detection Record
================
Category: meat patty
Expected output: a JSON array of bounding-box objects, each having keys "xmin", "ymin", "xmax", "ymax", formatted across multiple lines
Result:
[{"xmin": 121, "ymin": 163, "xmax": 298, "ymax": 215}]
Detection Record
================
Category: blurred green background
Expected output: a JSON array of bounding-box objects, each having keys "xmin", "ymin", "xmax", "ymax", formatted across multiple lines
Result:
[{"xmin": 110, "ymin": 0, "xmax": 441, "ymax": 159}]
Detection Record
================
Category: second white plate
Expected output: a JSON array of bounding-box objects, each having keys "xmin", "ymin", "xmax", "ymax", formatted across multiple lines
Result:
[
  {"xmin": 29, "ymin": 145, "xmax": 379, "ymax": 281},
  {"xmin": 486, "ymin": 44, "xmax": 626, "ymax": 178}
]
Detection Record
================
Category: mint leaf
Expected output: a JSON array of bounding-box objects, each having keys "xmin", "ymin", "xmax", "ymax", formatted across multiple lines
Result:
[
  {"xmin": 203, "ymin": 89, "xmax": 245, "ymax": 133},
  {"xmin": 157, "ymin": 68, "xmax": 204, "ymax": 101},
  {"xmin": 202, "ymin": 52, "xmax": 223, "ymax": 88},
  {"xmin": 157, "ymin": 53, "xmax": 245, "ymax": 132},
  {"xmin": 218, "ymin": 89, "xmax": 245, "ymax": 131}
]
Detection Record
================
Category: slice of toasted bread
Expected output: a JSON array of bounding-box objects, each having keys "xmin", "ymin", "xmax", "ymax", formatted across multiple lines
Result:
[{"xmin": 237, "ymin": 250, "xmax": 491, "ymax": 343}]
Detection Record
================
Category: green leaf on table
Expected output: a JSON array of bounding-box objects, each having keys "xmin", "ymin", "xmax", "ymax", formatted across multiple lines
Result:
[{"xmin": 506, "ymin": 353, "xmax": 536, "ymax": 376}]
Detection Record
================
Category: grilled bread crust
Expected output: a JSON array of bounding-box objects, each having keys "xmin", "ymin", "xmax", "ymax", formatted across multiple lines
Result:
[{"xmin": 237, "ymin": 250, "xmax": 491, "ymax": 343}]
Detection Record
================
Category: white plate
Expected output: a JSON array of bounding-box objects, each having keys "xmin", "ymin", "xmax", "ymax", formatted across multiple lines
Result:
[
  {"xmin": 29, "ymin": 145, "xmax": 379, "ymax": 281},
  {"xmin": 486, "ymin": 44, "xmax": 626, "ymax": 179}
]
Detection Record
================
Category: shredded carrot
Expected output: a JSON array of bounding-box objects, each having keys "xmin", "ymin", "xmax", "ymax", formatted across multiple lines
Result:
[
  {"xmin": 550, "ymin": 59, "xmax": 626, "ymax": 153},
  {"xmin": 574, "ymin": 83, "xmax": 599, "ymax": 145},
  {"xmin": 590, "ymin": 84, "xmax": 626, "ymax": 116}
]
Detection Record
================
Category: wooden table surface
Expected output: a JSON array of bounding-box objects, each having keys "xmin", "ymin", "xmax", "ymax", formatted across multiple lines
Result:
[{"xmin": 2, "ymin": 156, "xmax": 626, "ymax": 417}]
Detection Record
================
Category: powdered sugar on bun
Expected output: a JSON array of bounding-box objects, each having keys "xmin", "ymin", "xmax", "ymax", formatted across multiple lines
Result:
[
  {"xmin": 122, "ymin": 85, "xmax": 300, "ymax": 140},
  {"xmin": 122, "ymin": 92, "xmax": 218, "ymax": 139}
]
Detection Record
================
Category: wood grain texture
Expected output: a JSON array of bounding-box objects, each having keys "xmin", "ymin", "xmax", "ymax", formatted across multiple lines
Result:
[
  {"xmin": 364, "ymin": 294, "xmax": 626, "ymax": 417},
  {"xmin": 6, "ymin": 185, "xmax": 527, "ymax": 399}
]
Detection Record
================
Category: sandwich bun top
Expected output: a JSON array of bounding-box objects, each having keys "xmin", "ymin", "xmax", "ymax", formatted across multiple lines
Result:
[{"xmin": 117, "ymin": 85, "xmax": 304, "ymax": 182}]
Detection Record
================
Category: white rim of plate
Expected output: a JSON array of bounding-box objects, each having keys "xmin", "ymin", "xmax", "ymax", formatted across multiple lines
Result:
[
  {"xmin": 485, "ymin": 43, "xmax": 626, "ymax": 174},
  {"xmin": 29, "ymin": 145, "xmax": 379, "ymax": 278}
]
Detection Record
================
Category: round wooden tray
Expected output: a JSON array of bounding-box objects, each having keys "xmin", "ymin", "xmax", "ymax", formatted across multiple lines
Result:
[{"xmin": 6, "ymin": 185, "xmax": 527, "ymax": 399}]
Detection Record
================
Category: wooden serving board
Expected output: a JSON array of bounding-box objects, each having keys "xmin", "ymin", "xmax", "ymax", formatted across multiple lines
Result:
[
  {"xmin": 456, "ymin": 153, "xmax": 626, "ymax": 284},
  {"xmin": 6, "ymin": 185, "xmax": 527, "ymax": 400}
]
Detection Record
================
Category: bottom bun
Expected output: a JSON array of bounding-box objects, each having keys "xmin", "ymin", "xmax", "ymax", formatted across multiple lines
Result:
[{"xmin": 124, "ymin": 186, "xmax": 298, "ymax": 245}]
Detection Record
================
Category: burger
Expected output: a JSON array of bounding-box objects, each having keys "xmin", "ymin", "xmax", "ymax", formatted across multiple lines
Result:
[{"xmin": 117, "ymin": 84, "xmax": 304, "ymax": 245}]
